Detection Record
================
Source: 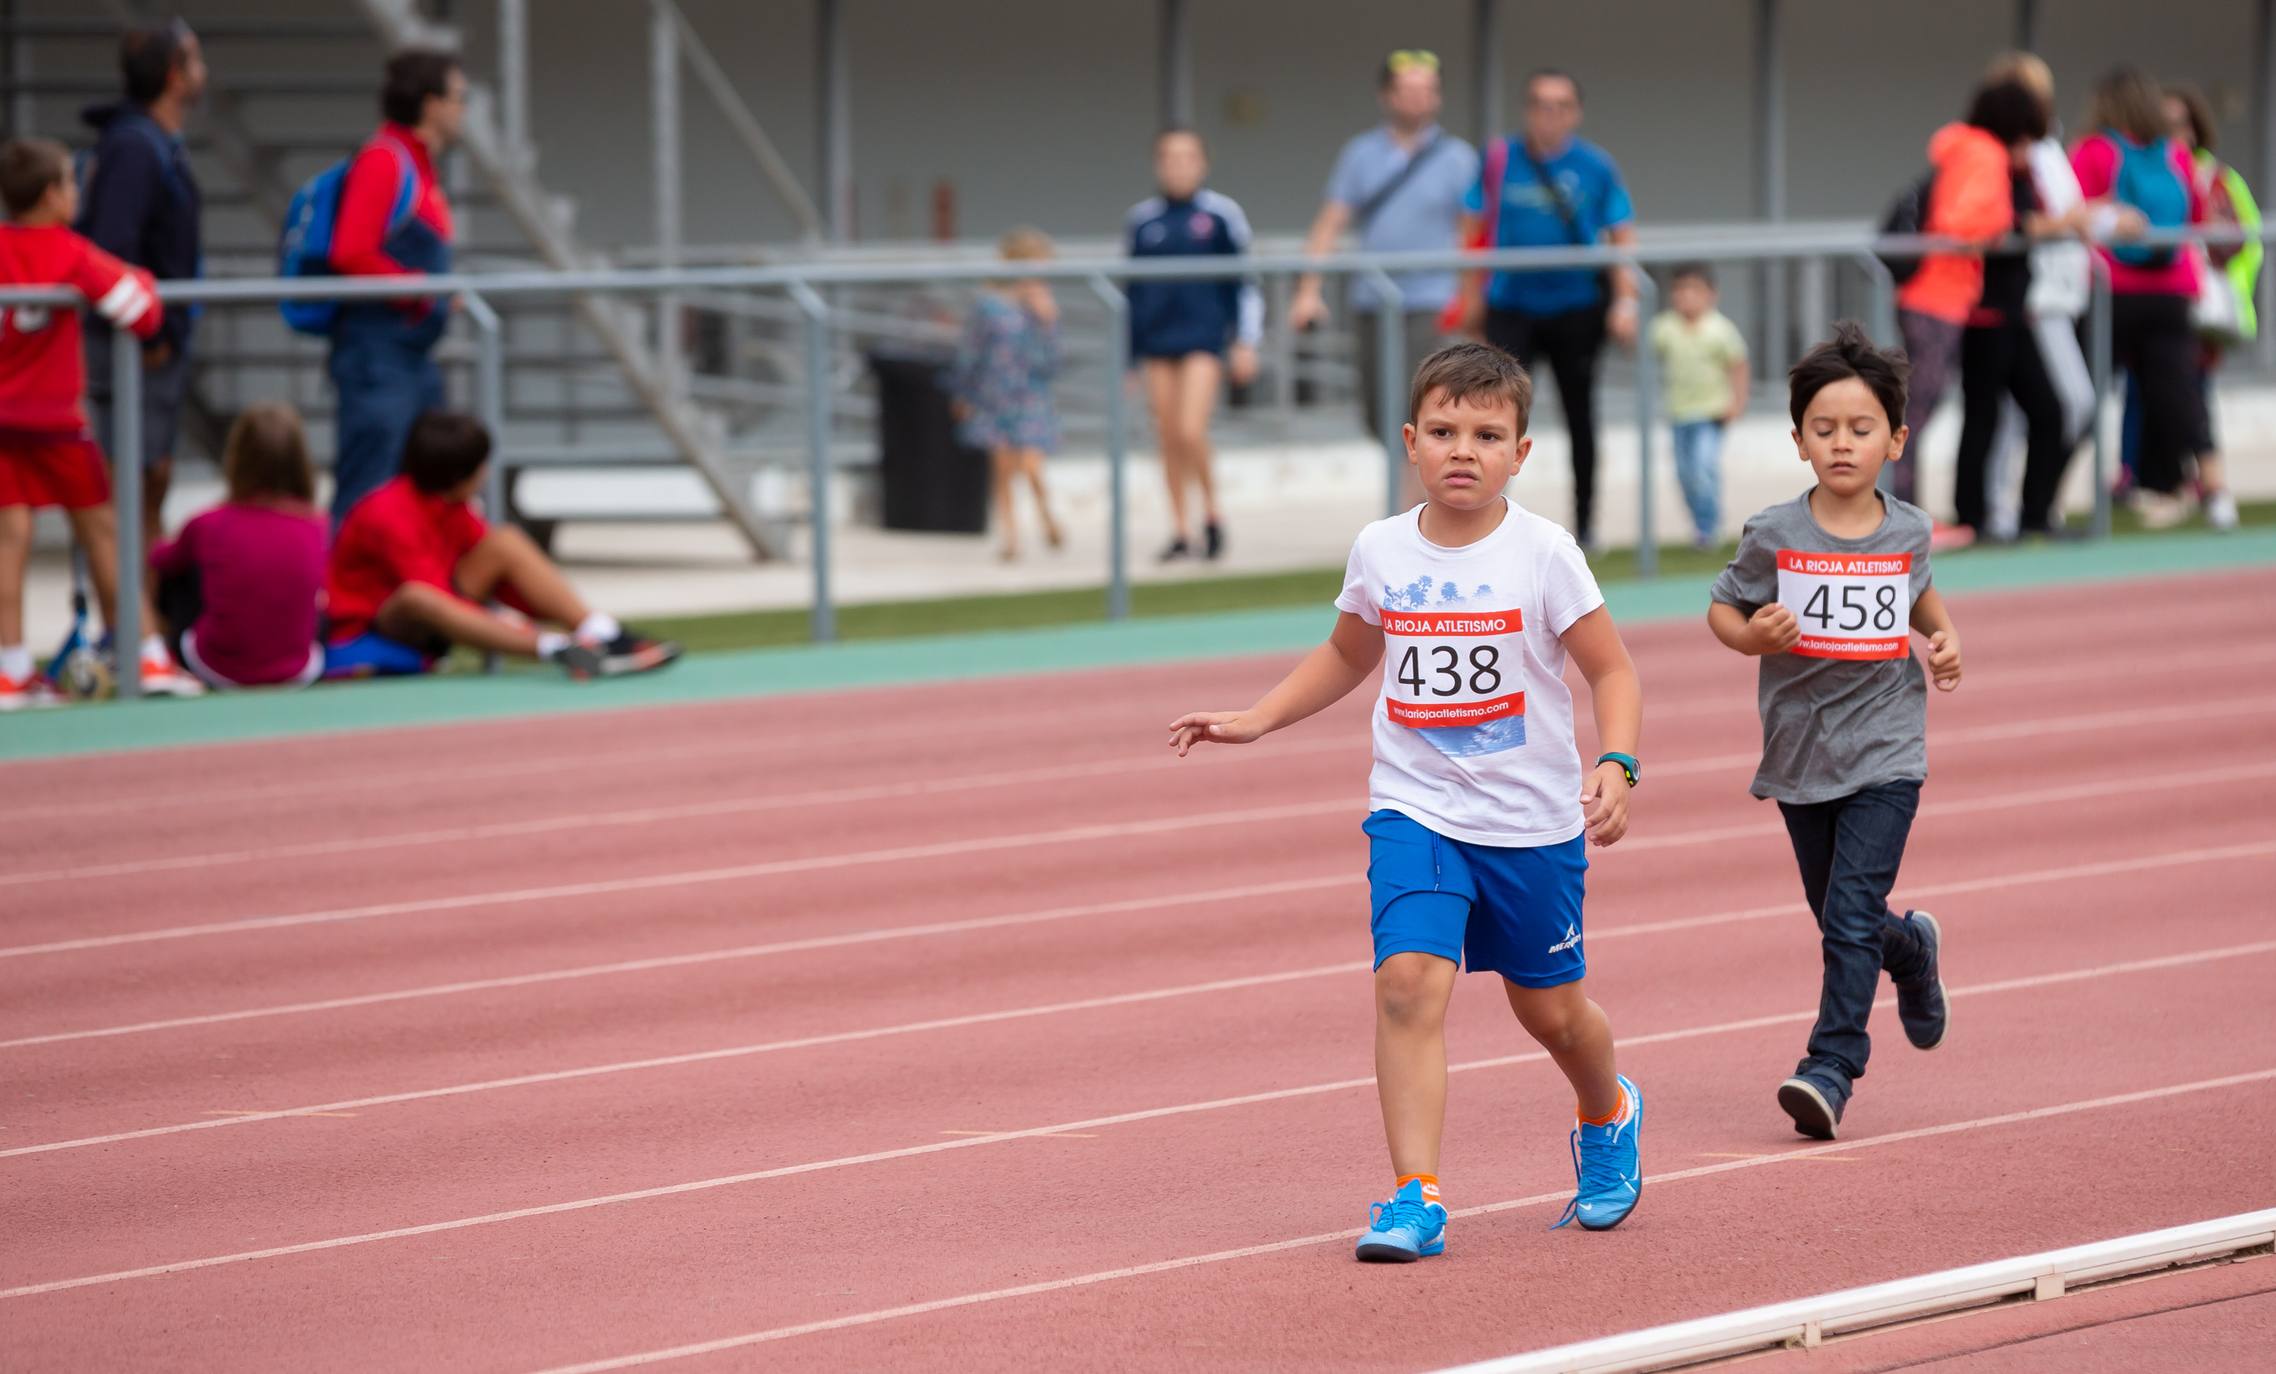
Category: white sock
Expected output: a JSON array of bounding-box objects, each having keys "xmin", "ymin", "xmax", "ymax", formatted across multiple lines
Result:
[
  {"xmin": 535, "ymin": 630, "xmax": 571, "ymax": 659},
  {"xmin": 0, "ymin": 644, "xmax": 31, "ymax": 680},
  {"xmin": 141, "ymin": 634, "xmax": 171, "ymax": 665},
  {"xmin": 575, "ymin": 612, "xmax": 621, "ymax": 644}
]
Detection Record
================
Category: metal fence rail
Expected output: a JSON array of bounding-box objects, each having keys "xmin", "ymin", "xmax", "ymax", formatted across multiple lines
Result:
[{"xmin": 5, "ymin": 225, "xmax": 2266, "ymax": 698}]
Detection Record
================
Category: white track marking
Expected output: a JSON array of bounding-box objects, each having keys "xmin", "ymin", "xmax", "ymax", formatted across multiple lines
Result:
[
  {"xmin": 521, "ymin": 1066, "xmax": 2276, "ymax": 1372},
  {"xmin": 10, "ymin": 834, "xmax": 2273, "ymax": 1054},
  {"xmin": 3, "ymin": 938, "xmax": 2269, "ymax": 1288}
]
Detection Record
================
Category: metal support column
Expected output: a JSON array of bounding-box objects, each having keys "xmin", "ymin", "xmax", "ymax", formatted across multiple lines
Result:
[
  {"xmin": 464, "ymin": 293, "xmax": 507, "ymax": 673},
  {"xmin": 1090, "ymin": 275, "xmax": 1132, "ymax": 621},
  {"xmin": 2258, "ymin": 0, "xmax": 2276, "ymax": 369},
  {"xmin": 498, "ymin": 0, "xmax": 529, "ymax": 163},
  {"xmin": 1632, "ymin": 267, "xmax": 1661, "ymax": 577},
  {"xmin": 1754, "ymin": 0, "xmax": 1787, "ymax": 377},
  {"xmin": 111, "ymin": 329, "xmax": 144, "ymax": 701},
  {"xmin": 1158, "ymin": 0, "xmax": 1192, "ymax": 127},
  {"xmin": 1471, "ymin": 0, "xmax": 1503, "ymax": 152},
  {"xmin": 2016, "ymin": 0, "xmax": 2040, "ymax": 51},
  {"xmin": 651, "ymin": 2, "xmax": 682, "ymax": 389},
  {"xmin": 2088, "ymin": 271, "xmax": 2114, "ymax": 539},
  {"xmin": 818, "ymin": 0, "xmax": 853, "ymax": 241},
  {"xmin": 789, "ymin": 283, "xmax": 836, "ymax": 641},
  {"xmin": 1362, "ymin": 268, "xmax": 1407, "ymax": 516}
]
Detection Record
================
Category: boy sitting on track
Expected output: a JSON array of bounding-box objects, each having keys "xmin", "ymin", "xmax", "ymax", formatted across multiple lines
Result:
[
  {"xmin": 1708, "ymin": 321, "xmax": 1964, "ymax": 1141},
  {"xmin": 1169, "ymin": 341, "xmax": 1646, "ymax": 1262},
  {"xmin": 324, "ymin": 411, "xmax": 680, "ymax": 680}
]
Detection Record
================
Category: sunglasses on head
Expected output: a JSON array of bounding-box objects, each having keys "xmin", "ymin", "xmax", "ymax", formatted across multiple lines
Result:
[{"xmin": 1386, "ymin": 49, "xmax": 1441, "ymax": 75}]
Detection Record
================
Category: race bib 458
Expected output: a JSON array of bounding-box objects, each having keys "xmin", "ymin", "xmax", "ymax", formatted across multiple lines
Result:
[
  {"xmin": 1776, "ymin": 550, "xmax": 1912, "ymax": 660},
  {"xmin": 1382, "ymin": 610, "xmax": 1525, "ymax": 728}
]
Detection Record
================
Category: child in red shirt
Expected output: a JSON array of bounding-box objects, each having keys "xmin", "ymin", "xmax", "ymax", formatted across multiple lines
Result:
[
  {"xmin": 152, "ymin": 403, "xmax": 326, "ymax": 689},
  {"xmin": 324, "ymin": 412, "xmax": 680, "ymax": 680},
  {"xmin": 0, "ymin": 138, "xmax": 197, "ymax": 706}
]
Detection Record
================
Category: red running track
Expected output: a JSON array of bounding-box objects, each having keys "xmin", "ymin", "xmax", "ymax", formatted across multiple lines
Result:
[{"xmin": 3, "ymin": 568, "xmax": 2274, "ymax": 1372}]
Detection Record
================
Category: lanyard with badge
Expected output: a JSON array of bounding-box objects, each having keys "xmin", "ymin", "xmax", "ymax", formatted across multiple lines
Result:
[
  {"xmin": 1382, "ymin": 610, "xmax": 1526, "ymax": 728},
  {"xmin": 1776, "ymin": 551, "xmax": 1911, "ymax": 659}
]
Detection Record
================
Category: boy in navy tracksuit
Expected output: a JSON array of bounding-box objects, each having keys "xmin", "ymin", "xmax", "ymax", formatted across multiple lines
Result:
[
  {"xmin": 1125, "ymin": 128, "xmax": 1262, "ymax": 562},
  {"xmin": 326, "ymin": 49, "xmax": 462, "ymax": 524}
]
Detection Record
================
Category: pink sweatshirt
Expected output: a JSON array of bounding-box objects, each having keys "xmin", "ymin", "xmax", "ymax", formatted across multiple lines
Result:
[{"xmin": 150, "ymin": 500, "xmax": 326, "ymax": 685}]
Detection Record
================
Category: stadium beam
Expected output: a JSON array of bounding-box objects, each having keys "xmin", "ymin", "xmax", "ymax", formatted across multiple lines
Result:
[
  {"xmin": 1754, "ymin": 0, "xmax": 1787, "ymax": 377},
  {"xmin": 1471, "ymin": 0, "xmax": 1502, "ymax": 156},
  {"xmin": 2016, "ymin": 0, "xmax": 2040, "ymax": 51},
  {"xmin": 652, "ymin": 2, "xmax": 681, "ymax": 385},
  {"xmin": 818, "ymin": 0, "xmax": 853, "ymax": 242},
  {"xmin": 1158, "ymin": 0, "xmax": 1193, "ymax": 128},
  {"xmin": 498, "ymin": 0, "xmax": 528, "ymax": 160}
]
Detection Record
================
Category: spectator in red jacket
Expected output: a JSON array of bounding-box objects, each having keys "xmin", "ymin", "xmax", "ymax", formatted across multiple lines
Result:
[
  {"xmin": 0, "ymin": 138, "xmax": 197, "ymax": 706},
  {"xmin": 326, "ymin": 48, "xmax": 462, "ymax": 523}
]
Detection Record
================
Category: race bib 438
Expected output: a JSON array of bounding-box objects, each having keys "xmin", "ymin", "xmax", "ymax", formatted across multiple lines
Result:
[
  {"xmin": 1382, "ymin": 610, "xmax": 1525, "ymax": 728},
  {"xmin": 1776, "ymin": 550, "xmax": 1912, "ymax": 660}
]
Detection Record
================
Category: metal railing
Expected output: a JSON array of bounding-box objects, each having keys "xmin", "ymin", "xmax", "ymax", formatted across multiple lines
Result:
[{"xmin": 5, "ymin": 224, "xmax": 2265, "ymax": 698}]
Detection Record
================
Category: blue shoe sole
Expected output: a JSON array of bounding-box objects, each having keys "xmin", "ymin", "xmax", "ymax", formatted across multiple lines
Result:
[{"xmin": 1355, "ymin": 1234, "xmax": 1444, "ymax": 1262}]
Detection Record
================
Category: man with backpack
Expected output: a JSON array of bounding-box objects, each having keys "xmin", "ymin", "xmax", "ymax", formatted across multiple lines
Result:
[
  {"xmin": 77, "ymin": 20, "xmax": 205, "ymax": 551},
  {"xmin": 1457, "ymin": 68, "xmax": 1639, "ymax": 550},
  {"xmin": 1288, "ymin": 50, "xmax": 1479, "ymax": 443},
  {"xmin": 318, "ymin": 49, "xmax": 463, "ymax": 524}
]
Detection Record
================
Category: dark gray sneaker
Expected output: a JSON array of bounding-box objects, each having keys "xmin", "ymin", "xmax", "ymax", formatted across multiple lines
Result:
[
  {"xmin": 546, "ymin": 641, "xmax": 605, "ymax": 680},
  {"xmin": 592, "ymin": 631, "xmax": 682, "ymax": 678},
  {"xmin": 1896, "ymin": 911, "xmax": 1948, "ymax": 1050},
  {"xmin": 1778, "ymin": 1075, "xmax": 1844, "ymax": 1141}
]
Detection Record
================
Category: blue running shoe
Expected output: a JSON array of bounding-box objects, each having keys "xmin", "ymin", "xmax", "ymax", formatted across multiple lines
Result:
[
  {"xmin": 1896, "ymin": 911, "xmax": 1948, "ymax": 1050},
  {"xmin": 1554, "ymin": 1074, "xmax": 1643, "ymax": 1231},
  {"xmin": 1355, "ymin": 1177, "xmax": 1446, "ymax": 1262}
]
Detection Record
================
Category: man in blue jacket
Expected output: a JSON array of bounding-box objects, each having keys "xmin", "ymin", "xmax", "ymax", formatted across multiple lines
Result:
[{"xmin": 78, "ymin": 20, "xmax": 205, "ymax": 548}]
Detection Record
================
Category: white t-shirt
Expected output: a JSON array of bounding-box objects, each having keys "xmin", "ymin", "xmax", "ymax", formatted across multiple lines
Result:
[{"xmin": 1334, "ymin": 498, "xmax": 1606, "ymax": 847}]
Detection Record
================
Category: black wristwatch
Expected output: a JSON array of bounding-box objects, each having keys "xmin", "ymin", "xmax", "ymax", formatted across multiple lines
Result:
[{"xmin": 1596, "ymin": 752, "xmax": 1640, "ymax": 787}]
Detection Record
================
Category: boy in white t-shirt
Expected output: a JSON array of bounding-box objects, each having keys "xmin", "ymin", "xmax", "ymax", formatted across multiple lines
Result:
[{"xmin": 1170, "ymin": 342, "xmax": 1645, "ymax": 1262}]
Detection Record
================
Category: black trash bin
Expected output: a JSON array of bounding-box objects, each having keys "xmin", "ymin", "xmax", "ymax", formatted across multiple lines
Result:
[{"xmin": 869, "ymin": 349, "xmax": 989, "ymax": 534}]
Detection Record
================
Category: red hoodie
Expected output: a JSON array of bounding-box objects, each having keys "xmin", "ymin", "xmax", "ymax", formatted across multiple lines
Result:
[{"xmin": 1896, "ymin": 123, "xmax": 2015, "ymax": 325}]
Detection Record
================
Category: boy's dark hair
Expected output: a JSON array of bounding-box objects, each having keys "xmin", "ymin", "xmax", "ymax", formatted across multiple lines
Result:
[
  {"xmin": 1966, "ymin": 78, "xmax": 2049, "ymax": 146},
  {"xmin": 120, "ymin": 21, "xmax": 192, "ymax": 106},
  {"xmin": 223, "ymin": 402, "xmax": 316, "ymax": 505},
  {"xmin": 0, "ymin": 138, "xmax": 70, "ymax": 218},
  {"xmin": 2089, "ymin": 66, "xmax": 2166, "ymax": 145},
  {"xmin": 1525, "ymin": 68, "xmax": 1584, "ymax": 106},
  {"xmin": 1788, "ymin": 321, "xmax": 1910, "ymax": 431},
  {"xmin": 1670, "ymin": 261, "xmax": 1715, "ymax": 288},
  {"xmin": 1408, "ymin": 341, "xmax": 1535, "ymax": 432},
  {"xmin": 400, "ymin": 411, "xmax": 492, "ymax": 494},
  {"xmin": 2167, "ymin": 81, "xmax": 2218, "ymax": 154},
  {"xmin": 381, "ymin": 48, "xmax": 460, "ymax": 128}
]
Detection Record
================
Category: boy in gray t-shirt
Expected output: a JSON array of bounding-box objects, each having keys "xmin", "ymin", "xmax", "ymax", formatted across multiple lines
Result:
[{"xmin": 1709, "ymin": 323, "xmax": 1965, "ymax": 1142}]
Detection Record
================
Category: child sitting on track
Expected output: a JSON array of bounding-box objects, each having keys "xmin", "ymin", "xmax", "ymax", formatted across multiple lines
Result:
[
  {"xmin": 1707, "ymin": 321, "xmax": 1964, "ymax": 1141},
  {"xmin": 1170, "ymin": 341, "xmax": 1645, "ymax": 1261},
  {"xmin": 151, "ymin": 402, "xmax": 327, "ymax": 690},
  {"xmin": 323, "ymin": 411, "xmax": 680, "ymax": 680}
]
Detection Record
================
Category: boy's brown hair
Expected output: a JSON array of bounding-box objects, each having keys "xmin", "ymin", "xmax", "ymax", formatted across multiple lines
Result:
[
  {"xmin": 222, "ymin": 402, "xmax": 317, "ymax": 505},
  {"xmin": 0, "ymin": 138, "xmax": 70, "ymax": 219},
  {"xmin": 1407, "ymin": 341, "xmax": 1534, "ymax": 433}
]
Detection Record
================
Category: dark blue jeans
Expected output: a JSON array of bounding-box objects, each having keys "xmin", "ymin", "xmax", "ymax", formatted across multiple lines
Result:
[
  {"xmin": 328, "ymin": 330, "xmax": 444, "ymax": 524},
  {"xmin": 1776, "ymin": 780, "xmax": 1929, "ymax": 1102}
]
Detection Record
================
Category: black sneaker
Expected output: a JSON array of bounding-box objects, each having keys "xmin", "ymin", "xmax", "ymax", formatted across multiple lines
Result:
[
  {"xmin": 546, "ymin": 641, "xmax": 604, "ymax": 680},
  {"xmin": 1777, "ymin": 1075, "xmax": 1844, "ymax": 1141},
  {"xmin": 1203, "ymin": 521, "xmax": 1224, "ymax": 560},
  {"xmin": 1158, "ymin": 537, "xmax": 1192, "ymax": 563},
  {"xmin": 1895, "ymin": 911, "xmax": 1948, "ymax": 1050},
  {"xmin": 591, "ymin": 631, "xmax": 683, "ymax": 678}
]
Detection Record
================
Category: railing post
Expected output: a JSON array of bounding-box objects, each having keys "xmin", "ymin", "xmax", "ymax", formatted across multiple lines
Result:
[
  {"xmin": 789, "ymin": 282, "xmax": 836, "ymax": 642},
  {"xmin": 1631, "ymin": 264, "xmax": 1661, "ymax": 578},
  {"xmin": 1089, "ymin": 274, "xmax": 1132, "ymax": 621},
  {"xmin": 650, "ymin": 0, "xmax": 682, "ymax": 390},
  {"xmin": 463, "ymin": 292, "xmax": 507, "ymax": 674},
  {"xmin": 2088, "ymin": 266, "xmax": 2114, "ymax": 541},
  {"xmin": 1267, "ymin": 271, "xmax": 1296, "ymax": 437},
  {"xmin": 498, "ymin": 0, "xmax": 529, "ymax": 163},
  {"xmin": 1361, "ymin": 267, "xmax": 1407, "ymax": 516},
  {"xmin": 110, "ymin": 325, "xmax": 144, "ymax": 700}
]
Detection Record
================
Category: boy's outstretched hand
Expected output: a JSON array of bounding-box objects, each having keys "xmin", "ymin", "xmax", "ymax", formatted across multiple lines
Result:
[
  {"xmin": 1168, "ymin": 710, "xmax": 1267, "ymax": 756},
  {"xmin": 1926, "ymin": 629, "xmax": 1962, "ymax": 692},
  {"xmin": 1580, "ymin": 763, "xmax": 1631, "ymax": 847}
]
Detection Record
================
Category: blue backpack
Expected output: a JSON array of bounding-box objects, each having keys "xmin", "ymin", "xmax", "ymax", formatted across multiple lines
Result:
[
  {"xmin": 2108, "ymin": 131, "xmax": 2190, "ymax": 269},
  {"xmin": 277, "ymin": 140, "xmax": 416, "ymax": 336}
]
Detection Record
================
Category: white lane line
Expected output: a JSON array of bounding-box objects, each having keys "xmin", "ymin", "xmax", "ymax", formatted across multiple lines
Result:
[
  {"xmin": 523, "ymin": 1066, "xmax": 2276, "ymax": 1374},
  {"xmin": 4, "ymin": 945, "xmax": 2267, "ymax": 1303},
  {"xmin": 5, "ymin": 699, "xmax": 2267, "ymax": 965},
  {"xmin": 11, "ymin": 832, "xmax": 2274, "ymax": 1055}
]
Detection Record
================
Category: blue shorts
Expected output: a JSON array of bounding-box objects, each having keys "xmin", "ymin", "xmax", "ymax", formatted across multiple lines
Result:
[
  {"xmin": 1363, "ymin": 809, "xmax": 1589, "ymax": 988},
  {"xmin": 320, "ymin": 631, "xmax": 434, "ymax": 680}
]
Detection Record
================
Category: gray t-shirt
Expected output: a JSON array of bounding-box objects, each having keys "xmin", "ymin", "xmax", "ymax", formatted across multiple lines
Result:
[
  {"xmin": 1709, "ymin": 491, "xmax": 1934, "ymax": 804},
  {"xmin": 1325, "ymin": 125, "xmax": 1479, "ymax": 313}
]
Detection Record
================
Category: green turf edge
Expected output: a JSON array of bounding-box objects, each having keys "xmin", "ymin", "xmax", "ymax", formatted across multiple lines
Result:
[{"xmin": 5, "ymin": 524, "xmax": 2273, "ymax": 762}]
